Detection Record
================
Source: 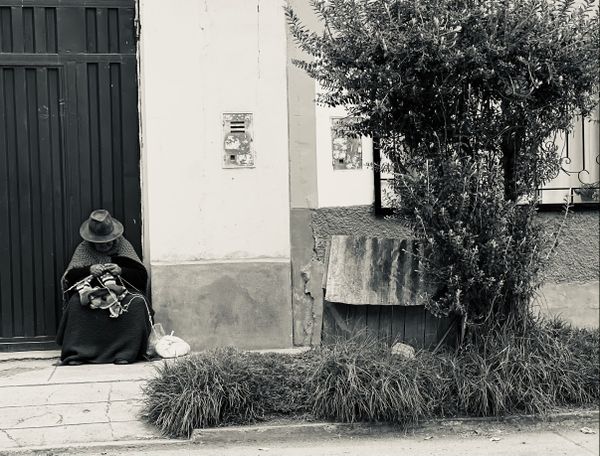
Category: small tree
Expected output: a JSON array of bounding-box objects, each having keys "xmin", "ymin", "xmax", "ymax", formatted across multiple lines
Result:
[{"xmin": 286, "ymin": 0, "xmax": 599, "ymax": 340}]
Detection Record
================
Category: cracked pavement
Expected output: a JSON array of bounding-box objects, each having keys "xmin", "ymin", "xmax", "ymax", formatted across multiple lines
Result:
[{"xmin": 0, "ymin": 354, "xmax": 164, "ymax": 450}]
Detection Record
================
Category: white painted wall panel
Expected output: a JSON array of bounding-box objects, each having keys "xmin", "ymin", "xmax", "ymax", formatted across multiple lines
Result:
[
  {"xmin": 315, "ymin": 89, "xmax": 375, "ymax": 208},
  {"xmin": 139, "ymin": 0, "xmax": 291, "ymax": 262}
]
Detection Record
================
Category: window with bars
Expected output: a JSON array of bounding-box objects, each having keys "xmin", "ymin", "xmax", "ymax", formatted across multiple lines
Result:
[{"xmin": 373, "ymin": 112, "xmax": 600, "ymax": 214}]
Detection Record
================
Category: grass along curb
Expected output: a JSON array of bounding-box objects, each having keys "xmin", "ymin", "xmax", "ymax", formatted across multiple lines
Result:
[{"xmin": 143, "ymin": 319, "xmax": 600, "ymax": 438}]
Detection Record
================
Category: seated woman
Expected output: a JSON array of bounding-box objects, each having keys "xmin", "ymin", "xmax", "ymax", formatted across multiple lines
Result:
[{"xmin": 57, "ymin": 209, "xmax": 153, "ymax": 365}]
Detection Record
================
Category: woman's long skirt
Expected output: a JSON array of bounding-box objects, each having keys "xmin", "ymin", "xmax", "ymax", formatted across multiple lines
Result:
[{"xmin": 57, "ymin": 293, "xmax": 151, "ymax": 364}]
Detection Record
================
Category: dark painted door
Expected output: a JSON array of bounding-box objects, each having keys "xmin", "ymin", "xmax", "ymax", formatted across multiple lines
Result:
[{"xmin": 0, "ymin": 1, "xmax": 141, "ymax": 349}]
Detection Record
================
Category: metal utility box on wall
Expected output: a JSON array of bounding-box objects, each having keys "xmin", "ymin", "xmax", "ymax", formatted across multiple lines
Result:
[
  {"xmin": 223, "ymin": 113, "xmax": 255, "ymax": 168},
  {"xmin": 331, "ymin": 117, "xmax": 362, "ymax": 170}
]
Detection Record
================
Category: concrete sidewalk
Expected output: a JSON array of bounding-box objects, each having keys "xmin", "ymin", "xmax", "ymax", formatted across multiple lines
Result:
[{"xmin": 0, "ymin": 353, "xmax": 165, "ymax": 450}]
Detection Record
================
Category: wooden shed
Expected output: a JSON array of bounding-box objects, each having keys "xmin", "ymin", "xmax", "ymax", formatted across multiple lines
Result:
[{"xmin": 321, "ymin": 235, "xmax": 454, "ymax": 348}]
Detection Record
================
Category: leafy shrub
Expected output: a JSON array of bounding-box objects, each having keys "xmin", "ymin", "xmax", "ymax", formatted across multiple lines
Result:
[
  {"xmin": 286, "ymin": 0, "xmax": 599, "ymax": 343},
  {"xmin": 394, "ymin": 153, "xmax": 549, "ymax": 337},
  {"xmin": 142, "ymin": 319, "xmax": 599, "ymax": 437}
]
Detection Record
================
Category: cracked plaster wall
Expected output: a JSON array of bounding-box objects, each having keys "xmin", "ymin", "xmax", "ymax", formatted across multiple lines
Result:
[
  {"xmin": 309, "ymin": 206, "xmax": 598, "ymax": 283},
  {"xmin": 537, "ymin": 211, "xmax": 599, "ymax": 283},
  {"xmin": 292, "ymin": 206, "xmax": 599, "ymax": 342}
]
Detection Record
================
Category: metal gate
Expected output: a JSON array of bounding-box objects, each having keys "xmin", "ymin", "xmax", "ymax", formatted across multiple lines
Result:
[{"xmin": 0, "ymin": 0, "xmax": 141, "ymax": 349}]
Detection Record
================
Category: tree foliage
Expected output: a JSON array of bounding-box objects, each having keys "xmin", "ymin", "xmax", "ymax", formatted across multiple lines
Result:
[
  {"xmin": 286, "ymin": 0, "xmax": 599, "ymax": 198},
  {"xmin": 286, "ymin": 0, "xmax": 599, "ymax": 337}
]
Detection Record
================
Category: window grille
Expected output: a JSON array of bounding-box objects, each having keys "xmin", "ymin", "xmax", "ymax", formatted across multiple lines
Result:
[{"xmin": 373, "ymin": 112, "xmax": 599, "ymax": 214}]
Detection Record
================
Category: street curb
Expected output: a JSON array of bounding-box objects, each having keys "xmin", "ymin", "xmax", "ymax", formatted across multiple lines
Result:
[
  {"xmin": 425, "ymin": 410, "xmax": 600, "ymax": 426},
  {"xmin": 1, "ymin": 410, "xmax": 596, "ymax": 454},
  {"xmin": 190, "ymin": 410, "xmax": 600, "ymax": 445}
]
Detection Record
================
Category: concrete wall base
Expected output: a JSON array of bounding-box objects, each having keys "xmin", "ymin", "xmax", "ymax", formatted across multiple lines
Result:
[{"xmin": 151, "ymin": 261, "xmax": 293, "ymax": 350}]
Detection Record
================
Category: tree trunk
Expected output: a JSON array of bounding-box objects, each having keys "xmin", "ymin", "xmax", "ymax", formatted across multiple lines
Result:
[{"xmin": 501, "ymin": 131, "xmax": 521, "ymax": 201}]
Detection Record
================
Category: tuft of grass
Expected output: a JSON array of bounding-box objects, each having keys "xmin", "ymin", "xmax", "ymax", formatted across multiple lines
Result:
[
  {"xmin": 309, "ymin": 339, "xmax": 438, "ymax": 424},
  {"xmin": 142, "ymin": 348, "xmax": 256, "ymax": 437},
  {"xmin": 443, "ymin": 317, "xmax": 600, "ymax": 418},
  {"xmin": 142, "ymin": 318, "xmax": 599, "ymax": 438},
  {"xmin": 142, "ymin": 348, "xmax": 320, "ymax": 437}
]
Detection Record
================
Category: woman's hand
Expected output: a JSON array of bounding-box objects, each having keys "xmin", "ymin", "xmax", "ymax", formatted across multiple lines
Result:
[
  {"xmin": 90, "ymin": 264, "xmax": 106, "ymax": 277},
  {"xmin": 104, "ymin": 263, "xmax": 122, "ymax": 276}
]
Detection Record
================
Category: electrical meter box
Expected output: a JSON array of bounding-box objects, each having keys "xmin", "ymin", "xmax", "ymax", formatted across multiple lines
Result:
[{"xmin": 223, "ymin": 113, "xmax": 255, "ymax": 168}]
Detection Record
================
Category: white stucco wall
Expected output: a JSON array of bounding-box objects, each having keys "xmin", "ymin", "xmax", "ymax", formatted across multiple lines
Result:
[
  {"xmin": 139, "ymin": 0, "xmax": 291, "ymax": 262},
  {"xmin": 315, "ymin": 93, "xmax": 374, "ymax": 208}
]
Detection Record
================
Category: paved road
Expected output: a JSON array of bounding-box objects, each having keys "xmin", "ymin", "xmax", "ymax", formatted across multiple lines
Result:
[{"xmin": 38, "ymin": 422, "xmax": 599, "ymax": 456}]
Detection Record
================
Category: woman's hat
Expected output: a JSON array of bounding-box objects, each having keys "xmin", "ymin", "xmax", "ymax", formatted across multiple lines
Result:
[{"xmin": 79, "ymin": 209, "xmax": 124, "ymax": 243}]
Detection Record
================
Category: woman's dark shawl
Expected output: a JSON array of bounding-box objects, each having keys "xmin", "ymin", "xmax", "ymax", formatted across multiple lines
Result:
[
  {"xmin": 61, "ymin": 238, "xmax": 148, "ymax": 296},
  {"xmin": 57, "ymin": 237, "xmax": 152, "ymax": 364}
]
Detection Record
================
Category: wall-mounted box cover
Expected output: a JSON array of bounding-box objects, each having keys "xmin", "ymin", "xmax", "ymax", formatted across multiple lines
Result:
[
  {"xmin": 331, "ymin": 117, "xmax": 362, "ymax": 170},
  {"xmin": 223, "ymin": 113, "xmax": 255, "ymax": 168}
]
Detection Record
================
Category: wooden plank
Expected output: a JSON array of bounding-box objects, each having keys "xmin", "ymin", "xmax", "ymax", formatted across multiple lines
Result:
[
  {"xmin": 0, "ymin": 68, "xmax": 14, "ymax": 337},
  {"xmin": 404, "ymin": 305, "xmax": 426, "ymax": 349},
  {"xmin": 95, "ymin": 8, "xmax": 108, "ymax": 54},
  {"xmin": 390, "ymin": 305, "xmax": 405, "ymax": 344},
  {"xmin": 36, "ymin": 67, "xmax": 58, "ymax": 336},
  {"xmin": 4, "ymin": 67, "xmax": 24, "ymax": 336},
  {"xmin": 86, "ymin": 62, "xmax": 101, "ymax": 207},
  {"xmin": 22, "ymin": 7, "xmax": 34, "ymax": 53},
  {"xmin": 0, "ymin": 7, "xmax": 12, "ymax": 52},
  {"xmin": 365, "ymin": 305, "xmax": 381, "ymax": 342},
  {"xmin": 118, "ymin": 7, "xmax": 135, "ymax": 54},
  {"xmin": 98, "ymin": 61, "xmax": 114, "ymax": 210},
  {"xmin": 107, "ymin": 8, "xmax": 119, "ymax": 53},
  {"xmin": 76, "ymin": 62, "xmax": 92, "ymax": 218},
  {"xmin": 10, "ymin": 6, "xmax": 23, "ymax": 53},
  {"xmin": 34, "ymin": 6, "xmax": 47, "ymax": 53},
  {"xmin": 424, "ymin": 309, "xmax": 440, "ymax": 349},
  {"xmin": 436, "ymin": 315, "xmax": 456, "ymax": 350},
  {"xmin": 47, "ymin": 67, "xmax": 66, "ymax": 331},
  {"xmin": 351, "ymin": 305, "xmax": 368, "ymax": 343},
  {"xmin": 120, "ymin": 57, "xmax": 141, "ymax": 255},
  {"xmin": 56, "ymin": 6, "xmax": 85, "ymax": 53},
  {"xmin": 379, "ymin": 305, "xmax": 394, "ymax": 346},
  {"xmin": 25, "ymin": 67, "xmax": 45, "ymax": 335},
  {"xmin": 321, "ymin": 301, "xmax": 351, "ymax": 345},
  {"xmin": 45, "ymin": 7, "xmax": 57, "ymax": 53},
  {"xmin": 63, "ymin": 61, "xmax": 81, "ymax": 253},
  {"xmin": 85, "ymin": 7, "xmax": 97, "ymax": 53}
]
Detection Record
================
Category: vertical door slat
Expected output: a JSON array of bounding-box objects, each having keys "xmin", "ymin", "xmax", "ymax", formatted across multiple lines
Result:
[
  {"xmin": 110, "ymin": 63, "xmax": 124, "ymax": 218},
  {"xmin": 98, "ymin": 62, "xmax": 114, "ymax": 210},
  {"xmin": 0, "ymin": 69, "xmax": 14, "ymax": 337},
  {"xmin": 120, "ymin": 57, "xmax": 141, "ymax": 255},
  {"xmin": 34, "ymin": 7, "xmax": 47, "ymax": 53},
  {"xmin": 87, "ymin": 62, "xmax": 101, "ymax": 208},
  {"xmin": 36, "ymin": 67, "xmax": 58, "ymax": 336},
  {"xmin": 5, "ymin": 68, "xmax": 23, "ymax": 336},
  {"xmin": 63, "ymin": 62, "xmax": 80, "ymax": 254},
  {"xmin": 47, "ymin": 67, "xmax": 66, "ymax": 331}
]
